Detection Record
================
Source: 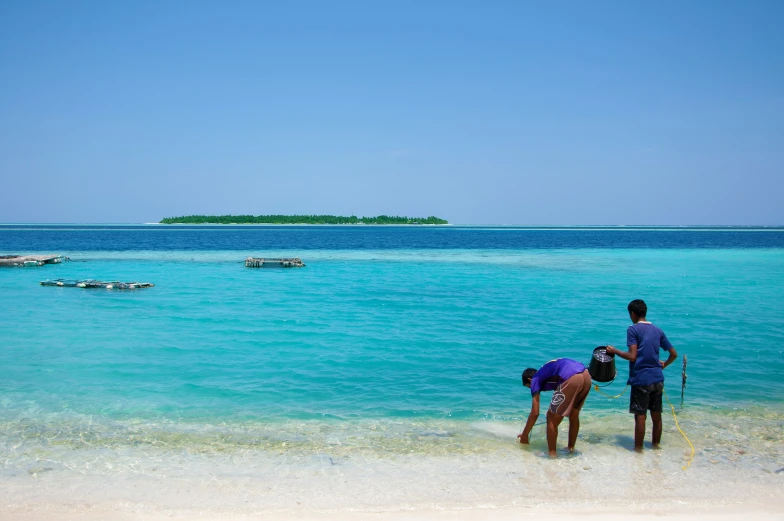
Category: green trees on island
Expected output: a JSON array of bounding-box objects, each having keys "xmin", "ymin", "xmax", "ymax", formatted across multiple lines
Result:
[{"xmin": 159, "ymin": 214, "xmax": 448, "ymax": 225}]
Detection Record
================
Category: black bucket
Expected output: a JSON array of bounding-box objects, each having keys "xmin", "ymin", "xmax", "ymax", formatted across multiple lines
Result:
[{"xmin": 588, "ymin": 346, "xmax": 616, "ymax": 383}]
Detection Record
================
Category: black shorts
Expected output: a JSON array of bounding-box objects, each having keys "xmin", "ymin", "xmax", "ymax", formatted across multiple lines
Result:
[{"xmin": 630, "ymin": 382, "xmax": 664, "ymax": 415}]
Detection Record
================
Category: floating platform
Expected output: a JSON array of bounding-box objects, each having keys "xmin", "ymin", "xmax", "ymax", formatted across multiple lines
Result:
[
  {"xmin": 40, "ymin": 279, "xmax": 155, "ymax": 289},
  {"xmin": 0, "ymin": 254, "xmax": 69, "ymax": 267},
  {"xmin": 245, "ymin": 257, "xmax": 305, "ymax": 268}
]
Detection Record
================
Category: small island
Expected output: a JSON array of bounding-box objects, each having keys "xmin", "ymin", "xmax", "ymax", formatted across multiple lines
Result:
[{"xmin": 159, "ymin": 214, "xmax": 449, "ymax": 225}]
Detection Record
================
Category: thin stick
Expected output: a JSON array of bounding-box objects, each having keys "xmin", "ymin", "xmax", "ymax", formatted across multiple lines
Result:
[{"xmin": 681, "ymin": 354, "xmax": 688, "ymax": 405}]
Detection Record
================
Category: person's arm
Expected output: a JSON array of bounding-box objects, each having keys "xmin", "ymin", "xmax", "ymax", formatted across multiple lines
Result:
[
  {"xmin": 606, "ymin": 344, "xmax": 637, "ymax": 362},
  {"xmin": 517, "ymin": 393, "xmax": 540, "ymax": 444},
  {"xmin": 660, "ymin": 347, "xmax": 678, "ymax": 369},
  {"xmin": 658, "ymin": 332, "xmax": 677, "ymax": 369}
]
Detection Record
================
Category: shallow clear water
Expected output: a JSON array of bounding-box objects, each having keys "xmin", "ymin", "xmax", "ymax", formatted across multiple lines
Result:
[{"xmin": 1, "ymin": 226, "xmax": 783, "ymax": 511}]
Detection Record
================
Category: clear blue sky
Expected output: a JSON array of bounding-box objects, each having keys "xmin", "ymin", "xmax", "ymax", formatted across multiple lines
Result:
[{"xmin": 1, "ymin": 1, "xmax": 782, "ymax": 224}]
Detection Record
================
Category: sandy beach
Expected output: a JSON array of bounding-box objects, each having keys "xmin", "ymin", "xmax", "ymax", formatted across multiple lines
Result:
[
  {"xmin": 2, "ymin": 503, "xmax": 781, "ymax": 521},
  {"xmin": 2, "ymin": 432, "xmax": 781, "ymax": 521}
]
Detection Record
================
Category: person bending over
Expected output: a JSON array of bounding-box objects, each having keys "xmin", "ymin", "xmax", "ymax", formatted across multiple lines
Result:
[
  {"xmin": 518, "ymin": 358, "xmax": 592, "ymax": 457},
  {"xmin": 606, "ymin": 299, "xmax": 678, "ymax": 451}
]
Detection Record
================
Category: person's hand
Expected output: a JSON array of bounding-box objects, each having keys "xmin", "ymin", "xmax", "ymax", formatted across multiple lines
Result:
[
  {"xmin": 605, "ymin": 345, "xmax": 615, "ymax": 356},
  {"xmin": 517, "ymin": 433, "xmax": 529, "ymax": 444},
  {"xmin": 660, "ymin": 360, "xmax": 666, "ymax": 369}
]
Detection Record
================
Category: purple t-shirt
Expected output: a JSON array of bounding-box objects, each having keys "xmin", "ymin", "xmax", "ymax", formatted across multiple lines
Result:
[
  {"xmin": 530, "ymin": 358, "xmax": 586, "ymax": 396},
  {"xmin": 627, "ymin": 322, "xmax": 673, "ymax": 386}
]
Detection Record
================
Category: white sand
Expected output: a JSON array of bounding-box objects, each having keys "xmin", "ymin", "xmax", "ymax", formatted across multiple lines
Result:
[
  {"xmin": 1, "ymin": 504, "xmax": 782, "ymax": 521},
  {"xmin": 2, "ymin": 446, "xmax": 781, "ymax": 521}
]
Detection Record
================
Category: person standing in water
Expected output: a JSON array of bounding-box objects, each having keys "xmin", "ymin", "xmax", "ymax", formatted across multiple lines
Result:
[
  {"xmin": 606, "ymin": 299, "xmax": 678, "ymax": 451},
  {"xmin": 518, "ymin": 358, "xmax": 592, "ymax": 457}
]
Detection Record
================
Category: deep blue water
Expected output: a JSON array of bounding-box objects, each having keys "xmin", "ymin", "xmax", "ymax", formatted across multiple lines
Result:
[{"xmin": 2, "ymin": 224, "xmax": 784, "ymax": 251}]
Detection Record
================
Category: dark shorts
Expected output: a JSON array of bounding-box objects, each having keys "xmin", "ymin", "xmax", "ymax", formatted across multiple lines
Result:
[
  {"xmin": 630, "ymin": 382, "xmax": 664, "ymax": 415},
  {"xmin": 549, "ymin": 370, "xmax": 592, "ymax": 417}
]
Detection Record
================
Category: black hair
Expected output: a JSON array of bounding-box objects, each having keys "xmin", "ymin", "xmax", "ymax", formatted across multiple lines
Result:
[
  {"xmin": 522, "ymin": 368, "xmax": 537, "ymax": 386},
  {"xmin": 627, "ymin": 299, "xmax": 647, "ymax": 318}
]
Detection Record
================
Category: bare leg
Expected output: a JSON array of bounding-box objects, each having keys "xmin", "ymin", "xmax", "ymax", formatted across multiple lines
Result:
[
  {"xmin": 634, "ymin": 413, "xmax": 646, "ymax": 451},
  {"xmin": 651, "ymin": 411, "xmax": 663, "ymax": 446},
  {"xmin": 546, "ymin": 411, "xmax": 564, "ymax": 457},
  {"xmin": 567, "ymin": 409, "xmax": 580, "ymax": 451}
]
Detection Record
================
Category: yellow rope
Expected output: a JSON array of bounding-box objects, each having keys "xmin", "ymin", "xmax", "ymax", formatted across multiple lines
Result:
[
  {"xmin": 664, "ymin": 390, "xmax": 695, "ymax": 471},
  {"xmin": 592, "ymin": 383, "xmax": 628, "ymax": 399}
]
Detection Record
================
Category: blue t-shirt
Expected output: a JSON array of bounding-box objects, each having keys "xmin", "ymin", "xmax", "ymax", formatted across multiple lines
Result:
[
  {"xmin": 530, "ymin": 358, "xmax": 586, "ymax": 396},
  {"xmin": 626, "ymin": 322, "xmax": 673, "ymax": 386}
]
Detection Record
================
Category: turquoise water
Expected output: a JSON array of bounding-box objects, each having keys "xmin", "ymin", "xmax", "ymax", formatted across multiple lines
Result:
[
  {"xmin": 3, "ymin": 247, "xmax": 783, "ymax": 425},
  {"xmin": 1, "ymin": 230, "xmax": 783, "ymax": 512}
]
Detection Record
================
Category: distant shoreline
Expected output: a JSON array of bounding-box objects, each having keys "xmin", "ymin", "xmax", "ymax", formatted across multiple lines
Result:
[
  {"xmin": 159, "ymin": 215, "xmax": 449, "ymax": 225},
  {"xmin": 2, "ymin": 223, "xmax": 783, "ymax": 230},
  {"xmin": 151, "ymin": 222, "xmax": 452, "ymax": 226}
]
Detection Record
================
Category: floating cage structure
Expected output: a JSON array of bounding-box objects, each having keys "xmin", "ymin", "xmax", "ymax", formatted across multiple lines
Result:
[
  {"xmin": 245, "ymin": 257, "xmax": 305, "ymax": 268},
  {"xmin": 40, "ymin": 279, "xmax": 154, "ymax": 289},
  {"xmin": 0, "ymin": 254, "xmax": 70, "ymax": 267}
]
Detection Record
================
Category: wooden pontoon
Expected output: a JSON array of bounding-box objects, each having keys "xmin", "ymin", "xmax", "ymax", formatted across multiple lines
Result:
[
  {"xmin": 245, "ymin": 257, "xmax": 305, "ymax": 268},
  {"xmin": 0, "ymin": 255, "xmax": 69, "ymax": 267},
  {"xmin": 40, "ymin": 279, "xmax": 154, "ymax": 289}
]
